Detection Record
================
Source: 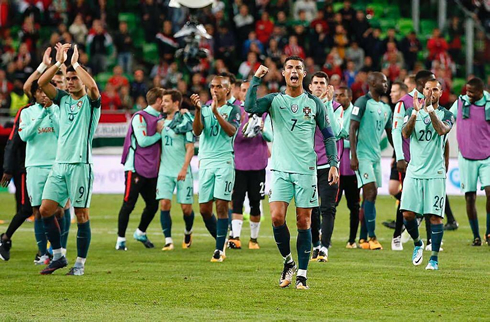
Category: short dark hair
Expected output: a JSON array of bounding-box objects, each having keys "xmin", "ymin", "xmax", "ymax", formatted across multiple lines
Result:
[
  {"xmin": 392, "ymin": 81, "xmax": 408, "ymax": 93},
  {"xmin": 467, "ymin": 77, "xmax": 484, "ymax": 92},
  {"xmin": 283, "ymin": 55, "xmax": 304, "ymax": 69},
  {"xmin": 30, "ymin": 80, "xmax": 40, "ymax": 97},
  {"xmin": 163, "ymin": 89, "xmax": 182, "ymax": 105},
  {"xmin": 67, "ymin": 65, "xmax": 87, "ymax": 73},
  {"xmin": 235, "ymin": 80, "xmax": 243, "ymax": 88},
  {"xmin": 219, "ymin": 71, "xmax": 236, "ymax": 85},
  {"xmin": 338, "ymin": 86, "xmax": 352, "ymax": 98},
  {"xmin": 146, "ymin": 87, "xmax": 165, "ymax": 105},
  {"xmin": 55, "ymin": 70, "xmax": 64, "ymax": 76},
  {"xmin": 311, "ymin": 71, "xmax": 329, "ymax": 84},
  {"xmin": 415, "ymin": 70, "xmax": 435, "ymax": 84}
]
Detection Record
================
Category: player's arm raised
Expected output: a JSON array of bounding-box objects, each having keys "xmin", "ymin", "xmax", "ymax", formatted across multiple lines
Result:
[
  {"xmin": 429, "ymin": 106, "xmax": 453, "ymax": 136},
  {"xmin": 315, "ymin": 97, "xmax": 339, "ymax": 185},
  {"xmin": 244, "ymin": 65, "xmax": 273, "ymax": 115},
  {"xmin": 402, "ymin": 93, "xmax": 422, "ymax": 139},
  {"xmin": 24, "ymin": 48, "xmax": 52, "ymax": 100},
  {"xmin": 71, "ymin": 44, "xmax": 100, "ymax": 101},
  {"xmin": 191, "ymin": 94, "xmax": 204, "ymax": 136},
  {"xmin": 39, "ymin": 43, "xmax": 70, "ymax": 99}
]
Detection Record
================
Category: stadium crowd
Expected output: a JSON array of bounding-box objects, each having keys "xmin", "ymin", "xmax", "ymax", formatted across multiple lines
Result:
[{"xmin": 0, "ymin": 0, "xmax": 489, "ymax": 118}]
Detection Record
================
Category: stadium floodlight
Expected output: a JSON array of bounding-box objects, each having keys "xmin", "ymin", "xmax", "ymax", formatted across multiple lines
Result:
[{"xmin": 169, "ymin": 0, "xmax": 214, "ymax": 8}]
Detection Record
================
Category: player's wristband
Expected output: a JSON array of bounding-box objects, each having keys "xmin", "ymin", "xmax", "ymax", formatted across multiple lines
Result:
[
  {"xmin": 55, "ymin": 61, "xmax": 62, "ymax": 69},
  {"xmin": 73, "ymin": 62, "xmax": 80, "ymax": 70},
  {"xmin": 426, "ymin": 105, "xmax": 434, "ymax": 113},
  {"xmin": 411, "ymin": 110, "xmax": 418, "ymax": 116},
  {"xmin": 36, "ymin": 62, "xmax": 47, "ymax": 74}
]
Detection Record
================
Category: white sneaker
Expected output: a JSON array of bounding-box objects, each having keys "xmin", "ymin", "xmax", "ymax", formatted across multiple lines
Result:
[
  {"xmin": 391, "ymin": 236, "xmax": 403, "ymax": 251},
  {"xmin": 425, "ymin": 241, "xmax": 443, "ymax": 252},
  {"xmin": 34, "ymin": 254, "xmax": 50, "ymax": 265},
  {"xmin": 317, "ymin": 247, "xmax": 328, "ymax": 262},
  {"xmin": 401, "ymin": 229, "xmax": 411, "ymax": 243},
  {"xmin": 412, "ymin": 241, "xmax": 424, "ymax": 266}
]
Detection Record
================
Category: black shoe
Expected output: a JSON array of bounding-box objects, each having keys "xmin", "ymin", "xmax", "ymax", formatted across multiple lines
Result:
[
  {"xmin": 142, "ymin": 239, "xmax": 155, "ymax": 248},
  {"xmin": 310, "ymin": 248, "xmax": 319, "ymax": 261},
  {"xmin": 0, "ymin": 234, "xmax": 11, "ymax": 261},
  {"xmin": 382, "ymin": 220, "xmax": 396, "ymax": 229},
  {"xmin": 472, "ymin": 237, "xmax": 482, "ymax": 246},
  {"xmin": 40, "ymin": 256, "xmax": 68, "ymax": 275},
  {"xmin": 295, "ymin": 276, "xmax": 309, "ymax": 289},
  {"xmin": 279, "ymin": 260, "xmax": 297, "ymax": 288},
  {"xmin": 444, "ymin": 221, "xmax": 459, "ymax": 231}
]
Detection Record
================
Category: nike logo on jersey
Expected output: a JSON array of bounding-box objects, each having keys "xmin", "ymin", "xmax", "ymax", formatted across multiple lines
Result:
[{"xmin": 279, "ymin": 106, "xmax": 286, "ymax": 109}]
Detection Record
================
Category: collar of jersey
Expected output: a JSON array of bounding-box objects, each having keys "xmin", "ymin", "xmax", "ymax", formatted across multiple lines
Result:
[
  {"xmin": 145, "ymin": 105, "xmax": 161, "ymax": 117},
  {"xmin": 409, "ymin": 89, "xmax": 424, "ymax": 99},
  {"xmin": 460, "ymin": 92, "xmax": 488, "ymax": 107}
]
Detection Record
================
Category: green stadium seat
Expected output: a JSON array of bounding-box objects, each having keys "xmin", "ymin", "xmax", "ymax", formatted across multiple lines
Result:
[
  {"xmin": 380, "ymin": 18, "xmax": 397, "ymax": 30},
  {"xmin": 398, "ymin": 18, "xmax": 414, "ymax": 35},
  {"xmin": 119, "ymin": 13, "xmax": 137, "ymax": 28},
  {"xmin": 333, "ymin": 2, "xmax": 343, "ymax": 12},
  {"xmin": 420, "ymin": 19, "xmax": 437, "ymax": 36},
  {"xmin": 452, "ymin": 78, "xmax": 466, "ymax": 95},
  {"xmin": 367, "ymin": 4, "xmax": 385, "ymax": 19},
  {"xmin": 384, "ymin": 7, "xmax": 400, "ymax": 19},
  {"xmin": 95, "ymin": 72, "xmax": 113, "ymax": 90},
  {"xmin": 143, "ymin": 43, "xmax": 159, "ymax": 64}
]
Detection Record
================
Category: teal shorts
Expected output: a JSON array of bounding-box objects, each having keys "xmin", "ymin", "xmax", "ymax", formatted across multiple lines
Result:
[
  {"xmin": 268, "ymin": 170, "xmax": 318, "ymax": 208},
  {"xmin": 42, "ymin": 163, "xmax": 94, "ymax": 208},
  {"xmin": 198, "ymin": 166, "xmax": 234, "ymax": 203},
  {"xmin": 400, "ymin": 176, "xmax": 446, "ymax": 218},
  {"xmin": 26, "ymin": 166, "xmax": 52, "ymax": 207},
  {"xmin": 156, "ymin": 172, "xmax": 194, "ymax": 204},
  {"xmin": 355, "ymin": 159, "xmax": 382, "ymax": 188},
  {"xmin": 458, "ymin": 154, "xmax": 490, "ymax": 193}
]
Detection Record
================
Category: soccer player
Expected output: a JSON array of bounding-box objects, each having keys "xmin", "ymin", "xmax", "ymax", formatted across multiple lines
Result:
[
  {"xmin": 228, "ymin": 80, "xmax": 272, "ymax": 250},
  {"xmin": 37, "ymin": 43, "xmax": 101, "ymax": 275},
  {"xmin": 385, "ymin": 81, "xmax": 408, "ymax": 250},
  {"xmin": 156, "ymin": 89, "xmax": 195, "ymax": 250},
  {"xmin": 245, "ymin": 57, "xmax": 339, "ymax": 289},
  {"xmin": 308, "ymin": 71, "xmax": 343, "ymax": 262},
  {"xmin": 334, "ymin": 86, "xmax": 361, "ymax": 249},
  {"xmin": 401, "ymin": 80, "xmax": 454, "ymax": 270},
  {"xmin": 349, "ymin": 72, "xmax": 393, "ymax": 250},
  {"xmin": 404, "ymin": 75, "xmax": 416, "ymax": 93},
  {"xmin": 118, "ymin": 87, "xmax": 165, "ymax": 250},
  {"xmin": 449, "ymin": 78, "xmax": 490, "ymax": 246},
  {"xmin": 190, "ymin": 76, "xmax": 241, "ymax": 262}
]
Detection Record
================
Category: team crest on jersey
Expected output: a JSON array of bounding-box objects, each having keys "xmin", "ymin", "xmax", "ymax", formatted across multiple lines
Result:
[
  {"xmin": 291, "ymin": 104, "xmax": 298, "ymax": 113},
  {"xmin": 363, "ymin": 173, "xmax": 369, "ymax": 179},
  {"xmin": 377, "ymin": 109, "xmax": 381, "ymax": 114},
  {"xmin": 303, "ymin": 107, "xmax": 311, "ymax": 119},
  {"xmin": 70, "ymin": 104, "xmax": 76, "ymax": 112},
  {"xmin": 222, "ymin": 113, "xmax": 228, "ymax": 119},
  {"xmin": 423, "ymin": 117, "xmax": 431, "ymax": 124},
  {"xmin": 77, "ymin": 101, "xmax": 83, "ymax": 109}
]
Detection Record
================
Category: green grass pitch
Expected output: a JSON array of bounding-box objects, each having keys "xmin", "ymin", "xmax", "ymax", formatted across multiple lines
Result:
[{"xmin": 0, "ymin": 193, "xmax": 488, "ymax": 321}]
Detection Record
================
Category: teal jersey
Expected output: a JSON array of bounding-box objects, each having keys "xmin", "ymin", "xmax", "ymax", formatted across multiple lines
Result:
[
  {"xmin": 159, "ymin": 118, "xmax": 195, "ymax": 177},
  {"xmin": 351, "ymin": 93, "xmax": 392, "ymax": 161},
  {"xmin": 53, "ymin": 89, "xmax": 101, "ymax": 164},
  {"xmin": 18, "ymin": 103, "xmax": 59, "ymax": 167},
  {"xmin": 124, "ymin": 105, "xmax": 162, "ymax": 172},
  {"xmin": 340, "ymin": 103, "xmax": 353, "ymax": 148},
  {"xmin": 198, "ymin": 103, "xmax": 241, "ymax": 169},
  {"xmin": 403, "ymin": 106, "xmax": 455, "ymax": 179},
  {"xmin": 244, "ymin": 76, "xmax": 338, "ymax": 175}
]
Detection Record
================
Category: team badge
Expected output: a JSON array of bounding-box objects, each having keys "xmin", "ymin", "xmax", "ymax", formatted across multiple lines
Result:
[
  {"xmin": 423, "ymin": 117, "xmax": 431, "ymax": 124},
  {"xmin": 377, "ymin": 109, "xmax": 381, "ymax": 114},
  {"xmin": 77, "ymin": 101, "xmax": 83, "ymax": 109},
  {"xmin": 363, "ymin": 173, "xmax": 369, "ymax": 179},
  {"xmin": 236, "ymin": 112, "xmax": 240, "ymax": 121},
  {"xmin": 352, "ymin": 106, "xmax": 359, "ymax": 115},
  {"xmin": 291, "ymin": 104, "xmax": 298, "ymax": 113},
  {"xmin": 384, "ymin": 111, "xmax": 388, "ymax": 120},
  {"xmin": 303, "ymin": 107, "xmax": 311, "ymax": 119}
]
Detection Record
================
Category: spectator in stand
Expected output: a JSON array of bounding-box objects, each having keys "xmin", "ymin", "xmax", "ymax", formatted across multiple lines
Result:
[
  {"xmin": 11, "ymin": 56, "xmax": 31, "ymax": 82},
  {"xmin": 399, "ymin": 31, "xmax": 421, "ymax": 71},
  {"xmin": 330, "ymin": 74, "xmax": 341, "ymax": 88},
  {"xmin": 291, "ymin": 24, "xmax": 308, "ymax": 49},
  {"xmin": 382, "ymin": 42, "xmax": 404, "ymax": 67},
  {"xmin": 290, "ymin": 10, "xmax": 310, "ymax": 28},
  {"xmin": 343, "ymin": 60, "xmax": 358, "ymax": 87},
  {"xmin": 268, "ymin": 0, "xmax": 290, "ymax": 19},
  {"xmin": 243, "ymin": 31, "xmax": 264, "ymax": 59},
  {"xmin": 134, "ymin": 95, "xmax": 146, "ymax": 111},
  {"xmin": 384, "ymin": 52, "xmax": 402, "ymax": 82},
  {"xmin": 15, "ymin": 43, "xmax": 32, "ymax": 70},
  {"xmin": 190, "ymin": 73, "xmax": 204, "ymax": 93},
  {"xmin": 234, "ymin": 4, "xmax": 254, "ymax": 52},
  {"xmin": 309, "ymin": 23, "xmax": 332, "ymax": 66},
  {"xmin": 20, "ymin": 16, "xmax": 39, "ymax": 56},
  {"xmin": 322, "ymin": 52, "xmax": 342, "ymax": 78},
  {"xmin": 447, "ymin": 16, "xmax": 463, "ymax": 65},
  {"xmin": 131, "ymin": 69, "xmax": 149, "ymax": 101},
  {"xmin": 0, "ymin": 70, "xmax": 13, "ymax": 95},
  {"xmin": 108, "ymin": 65, "xmax": 129, "ymax": 90},
  {"xmin": 156, "ymin": 20, "xmax": 178, "ymax": 63},
  {"xmin": 427, "ymin": 28, "xmax": 449, "ymax": 64},
  {"xmin": 263, "ymin": 59, "xmax": 282, "ymax": 92},
  {"xmin": 333, "ymin": 25, "xmax": 349, "ymax": 60},
  {"xmin": 473, "ymin": 30, "xmax": 488, "ymax": 80},
  {"xmin": 293, "ymin": 0, "xmax": 317, "ymax": 22},
  {"xmin": 311, "ymin": 10, "xmax": 328, "ymax": 33},
  {"xmin": 275, "ymin": 10, "xmax": 288, "ymax": 29},
  {"xmin": 140, "ymin": 0, "xmax": 163, "ymax": 42},
  {"xmin": 266, "ymin": 38, "xmax": 282, "ymax": 64},
  {"xmin": 351, "ymin": 70, "xmax": 368, "ymax": 100},
  {"xmin": 270, "ymin": 24, "xmax": 288, "ymax": 48},
  {"xmin": 284, "ymin": 35, "xmax": 305, "ymax": 59},
  {"xmin": 0, "ymin": 0, "xmax": 11, "ymax": 34},
  {"xmin": 8, "ymin": 79, "xmax": 28, "ymax": 117},
  {"xmin": 86, "ymin": 19, "xmax": 113, "ymax": 76},
  {"xmin": 150, "ymin": 60, "xmax": 169, "ymax": 80},
  {"xmin": 163, "ymin": 62, "xmax": 182, "ymax": 89},
  {"xmin": 382, "ymin": 28, "xmax": 399, "ymax": 52},
  {"xmin": 69, "ymin": 14, "xmax": 88, "ymax": 45},
  {"xmin": 20, "ymin": 0, "xmax": 42, "ymax": 25},
  {"xmin": 346, "ymin": 41, "xmax": 365, "ymax": 71},
  {"xmin": 114, "ymin": 21, "xmax": 133, "ymax": 74},
  {"xmin": 352, "ymin": 10, "xmax": 370, "ymax": 42},
  {"xmin": 255, "ymin": 12, "xmax": 274, "ymax": 46},
  {"xmin": 177, "ymin": 79, "xmax": 192, "ymax": 109},
  {"xmin": 101, "ymin": 83, "xmax": 122, "ymax": 111},
  {"xmin": 120, "ymin": 85, "xmax": 133, "ymax": 111},
  {"xmin": 238, "ymin": 51, "xmax": 260, "ymax": 79},
  {"xmin": 215, "ymin": 23, "xmax": 236, "ymax": 67},
  {"xmin": 363, "ymin": 28, "xmax": 384, "ymax": 70},
  {"xmin": 435, "ymin": 65, "xmax": 451, "ymax": 106},
  {"xmin": 339, "ymin": 0, "xmax": 356, "ymax": 36},
  {"xmin": 362, "ymin": 56, "xmax": 374, "ymax": 72},
  {"xmin": 214, "ymin": 59, "xmax": 229, "ymax": 75}
]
